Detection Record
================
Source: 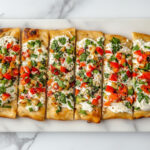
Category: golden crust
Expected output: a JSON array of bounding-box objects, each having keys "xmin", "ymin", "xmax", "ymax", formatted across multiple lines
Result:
[
  {"xmin": 17, "ymin": 105, "xmax": 45, "ymax": 121},
  {"xmin": 103, "ymin": 109, "xmax": 133, "ymax": 120},
  {"xmin": 134, "ymin": 110, "xmax": 150, "ymax": 119},
  {"xmin": 0, "ymin": 28, "xmax": 20, "ymax": 118},
  {"xmin": 0, "ymin": 28, "xmax": 20, "ymax": 39},
  {"xmin": 75, "ymin": 30, "xmax": 103, "ymax": 123},
  {"xmin": 75, "ymin": 106, "xmax": 101, "ymax": 123},
  {"xmin": 77, "ymin": 30, "xmax": 103, "ymax": 42},
  {"xmin": 22, "ymin": 28, "xmax": 49, "ymax": 47},
  {"xmin": 104, "ymin": 34, "xmax": 132, "ymax": 49},
  {"xmin": 50, "ymin": 28, "xmax": 75, "ymax": 39},
  {"xmin": 46, "ymin": 101, "xmax": 73, "ymax": 120},
  {"xmin": 132, "ymin": 32, "xmax": 150, "ymax": 42},
  {"xmin": 103, "ymin": 34, "xmax": 133, "ymax": 120},
  {"xmin": 46, "ymin": 28, "xmax": 75, "ymax": 121}
]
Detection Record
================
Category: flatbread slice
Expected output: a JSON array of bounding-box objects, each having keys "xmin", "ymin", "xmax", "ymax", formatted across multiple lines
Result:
[
  {"xmin": 132, "ymin": 32, "xmax": 150, "ymax": 119},
  {"xmin": 75, "ymin": 30, "xmax": 104, "ymax": 123},
  {"xmin": 46, "ymin": 28, "xmax": 75, "ymax": 120},
  {"xmin": 0, "ymin": 28, "xmax": 20, "ymax": 118},
  {"xmin": 17, "ymin": 28, "xmax": 49, "ymax": 121},
  {"xmin": 103, "ymin": 34, "xmax": 133, "ymax": 120}
]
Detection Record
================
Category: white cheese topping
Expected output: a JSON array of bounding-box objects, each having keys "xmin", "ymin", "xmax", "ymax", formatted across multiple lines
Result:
[{"xmin": 80, "ymin": 102, "xmax": 93, "ymax": 112}]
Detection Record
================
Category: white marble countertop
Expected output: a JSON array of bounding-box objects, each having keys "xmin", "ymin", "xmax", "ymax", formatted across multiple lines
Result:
[{"xmin": 0, "ymin": 0, "xmax": 150, "ymax": 150}]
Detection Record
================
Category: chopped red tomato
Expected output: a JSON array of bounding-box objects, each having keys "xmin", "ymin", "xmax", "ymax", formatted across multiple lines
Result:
[
  {"xmin": 127, "ymin": 97, "xmax": 134, "ymax": 104},
  {"xmin": 89, "ymin": 65, "xmax": 96, "ymax": 71},
  {"xmin": 21, "ymin": 78, "xmax": 30, "ymax": 85},
  {"xmin": 31, "ymin": 67, "xmax": 40, "ymax": 74},
  {"xmin": 13, "ymin": 68, "xmax": 19, "ymax": 76},
  {"xmin": 19, "ymin": 95, "xmax": 25, "ymax": 99},
  {"xmin": 4, "ymin": 56, "xmax": 12, "ymax": 62},
  {"xmin": 49, "ymin": 65, "xmax": 59, "ymax": 75},
  {"xmin": 47, "ymin": 90, "xmax": 53, "ymax": 96},
  {"xmin": 75, "ymin": 89, "xmax": 80, "ymax": 96},
  {"xmin": 36, "ymin": 87, "xmax": 45, "ymax": 93},
  {"xmin": 30, "ymin": 88, "xmax": 36, "ymax": 94},
  {"xmin": 86, "ymin": 71, "xmax": 92, "ymax": 77},
  {"xmin": 20, "ymin": 66, "xmax": 30, "ymax": 74},
  {"xmin": 116, "ymin": 52, "xmax": 122, "ymax": 60},
  {"xmin": 105, "ymin": 50, "xmax": 112, "ymax": 54},
  {"xmin": 7, "ymin": 43, "xmax": 12, "ymax": 49},
  {"xmin": 60, "ymin": 66, "xmax": 68, "ymax": 73},
  {"xmin": 2, "ymin": 93, "xmax": 10, "ymax": 101},
  {"xmin": 109, "ymin": 93, "xmax": 119, "ymax": 102},
  {"xmin": 110, "ymin": 62, "xmax": 120, "ymax": 68},
  {"xmin": 20, "ymin": 73, "xmax": 30, "ymax": 78},
  {"xmin": 76, "ymin": 59, "xmax": 80, "ymax": 64},
  {"xmin": 134, "ymin": 50, "xmax": 142, "ymax": 55},
  {"xmin": 96, "ymin": 47, "xmax": 103, "ymax": 55},
  {"xmin": 110, "ymin": 73, "xmax": 118, "ymax": 81},
  {"xmin": 81, "ymin": 83, "xmax": 87, "ymax": 88},
  {"xmin": 78, "ymin": 48, "xmax": 85, "ymax": 56},
  {"xmin": 126, "ymin": 70, "xmax": 132, "ymax": 77},
  {"xmin": 141, "ymin": 85, "xmax": 150, "ymax": 94},
  {"xmin": 118, "ymin": 84, "xmax": 127, "ymax": 97},
  {"xmin": 80, "ymin": 62, "xmax": 86, "ymax": 67},
  {"xmin": 3, "ymin": 73, "xmax": 12, "ymax": 80},
  {"xmin": 132, "ymin": 72, "xmax": 138, "ymax": 77},
  {"xmin": 104, "ymin": 101, "xmax": 111, "ymax": 106},
  {"xmin": 12, "ymin": 44, "xmax": 20, "ymax": 52},
  {"xmin": 92, "ymin": 98, "xmax": 99, "ymax": 105},
  {"xmin": 53, "ymin": 82, "xmax": 59, "ymax": 90},
  {"xmin": 105, "ymin": 85, "xmax": 115, "ymax": 93},
  {"xmin": 22, "ymin": 51, "xmax": 30, "ymax": 57},
  {"xmin": 140, "ymin": 72, "xmax": 150, "ymax": 80}
]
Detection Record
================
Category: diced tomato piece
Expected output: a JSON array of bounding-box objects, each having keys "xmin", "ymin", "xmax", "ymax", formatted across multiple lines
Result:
[
  {"xmin": 36, "ymin": 88, "xmax": 45, "ymax": 93},
  {"xmin": 96, "ymin": 96, "xmax": 101, "ymax": 99},
  {"xmin": 78, "ymin": 48, "xmax": 85, "ymax": 56},
  {"xmin": 53, "ymin": 82, "xmax": 59, "ymax": 90},
  {"xmin": 127, "ymin": 97, "xmax": 134, "ymax": 104},
  {"xmin": 110, "ymin": 62, "xmax": 120, "ymax": 68},
  {"xmin": 81, "ymin": 82, "xmax": 87, "ymax": 88},
  {"xmin": 105, "ymin": 85, "xmax": 115, "ymax": 93},
  {"xmin": 21, "ymin": 73, "xmax": 30, "ymax": 78},
  {"xmin": 140, "ymin": 72, "xmax": 150, "ymax": 80},
  {"xmin": 22, "ymin": 51, "xmax": 30, "ymax": 57},
  {"xmin": 109, "ymin": 93, "xmax": 119, "ymax": 102},
  {"xmin": 86, "ymin": 71, "xmax": 92, "ymax": 77},
  {"xmin": 4, "ymin": 56, "xmax": 12, "ymax": 62},
  {"xmin": 0, "ymin": 54, "xmax": 3, "ymax": 59},
  {"xmin": 132, "ymin": 72, "xmax": 138, "ymax": 77},
  {"xmin": 19, "ymin": 95, "xmax": 25, "ymax": 99},
  {"xmin": 12, "ymin": 44, "xmax": 20, "ymax": 52},
  {"xmin": 96, "ymin": 47, "xmax": 103, "ymax": 55},
  {"xmin": 141, "ymin": 85, "xmax": 150, "ymax": 94},
  {"xmin": 116, "ymin": 52, "xmax": 122, "ymax": 60},
  {"xmin": 30, "ymin": 88, "xmax": 37, "ymax": 94},
  {"xmin": 47, "ymin": 90, "xmax": 53, "ymax": 96},
  {"xmin": 92, "ymin": 98, "xmax": 99, "ymax": 105},
  {"xmin": 126, "ymin": 70, "xmax": 132, "ymax": 77},
  {"xmin": 105, "ymin": 50, "xmax": 112, "ymax": 54},
  {"xmin": 60, "ymin": 66, "xmax": 68, "ymax": 73},
  {"xmin": 118, "ymin": 84, "xmax": 128, "ymax": 97},
  {"xmin": 110, "ymin": 73, "xmax": 118, "ymax": 81},
  {"xmin": 7, "ymin": 43, "xmax": 12, "ymax": 49},
  {"xmin": 104, "ymin": 101, "xmax": 111, "ymax": 106},
  {"xmin": 75, "ymin": 89, "xmax": 80, "ymax": 96},
  {"xmin": 21, "ymin": 78, "xmax": 30, "ymax": 85},
  {"xmin": 76, "ymin": 59, "xmax": 80, "ymax": 64},
  {"xmin": 20, "ymin": 66, "xmax": 30, "ymax": 74},
  {"xmin": 3, "ymin": 73, "xmax": 12, "ymax": 80},
  {"xmin": 134, "ymin": 50, "xmax": 142, "ymax": 55},
  {"xmin": 2, "ymin": 93, "xmax": 10, "ymax": 101},
  {"xmin": 89, "ymin": 65, "xmax": 96, "ymax": 71},
  {"xmin": 13, "ymin": 68, "xmax": 19, "ymax": 76},
  {"xmin": 80, "ymin": 62, "xmax": 86, "ymax": 67},
  {"xmin": 49, "ymin": 65, "xmax": 59, "ymax": 75},
  {"xmin": 31, "ymin": 67, "xmax": 40, "ymax": 74}
]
